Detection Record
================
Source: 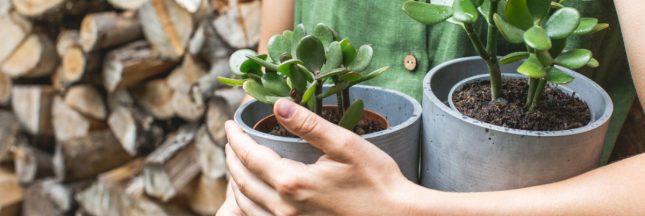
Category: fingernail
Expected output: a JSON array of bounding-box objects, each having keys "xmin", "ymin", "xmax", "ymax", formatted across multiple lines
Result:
[{"xmin": 276, "ymin": 99, "xmax": 296, "ymax": 119}]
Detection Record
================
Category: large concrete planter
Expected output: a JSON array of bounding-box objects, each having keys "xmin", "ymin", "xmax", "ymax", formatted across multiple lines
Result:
[
  {"xmin": 421, "ymin": 56, "xmax": 613, "ymax": 192},
  {"xmin": 235, "ymin": 85, "xmax": 422, "ymax": 182}
]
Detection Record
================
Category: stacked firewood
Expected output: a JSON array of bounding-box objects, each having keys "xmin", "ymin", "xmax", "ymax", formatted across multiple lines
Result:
[{"xmin": 0, "ymin": 0, "xmax": 259, "ymax": 215}]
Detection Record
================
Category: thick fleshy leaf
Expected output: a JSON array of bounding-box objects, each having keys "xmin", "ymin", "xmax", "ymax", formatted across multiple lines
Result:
[
  {"xmin": 586, "ymin": 57, "xmax": 599, "ymax": 68},
  {"xmin": 473, "ymin": 0, "xmax": 484, "ymax": 6},
  {"xmin": 267, "ymin": 34, "xmax": 290, "ymax": 64},
  {"xmin": 261, "ymin": 73, "xmax": 290, "ymax": 96},
  {"xmin": 549, "ymin": 38, "xmax": 566, "ymax": 57},
  {"xmin": 246, "ymin": 54, "xmax": 278, "ymax": 71},
  {"xmin": 524, "ymin": 26, "xmax": 552, "ymax": 50},
  {"xmin": 545, "ymin": 7, "xmax": 580, "ymax": 39},
  {"xmin": 348, "ymin": 45, "xmax": 373, "ymax": 71},
  {"xmin": 401, "ymin": 1, "xmax": 452, "ymax": 25},
  {"xmin": 452, "ymin": 0, "xmax": 478, "ymax": 23},
  {"xmin": 296, "ymin": 35, "xmax": 326, "ymax": 72},
  {"xmin": 243, "ymin": 79, "xmax": 271, "ymax": 103},
  {"xmin": 295, "ymin": 64, "xmax": 315, "ymax": 82},
  {"xmin": 291, "ymin": 24, "xmax": 306, "ymax": 56},
  {"xmin": 478, "ymin": 0, "xmax": 491, "ymax": 23},
  {"xmin": 340, "ymin": 39, "xmax": 357, "ymax": 66},
  {"xmin": 289, "ymin": 65, "xmax": 307, "ymax": 93},
  {"xmin": 239, "ymin": 58, "xmax": 262, "ymax": 75},
  {"xmin": 313, "ymin": 23, "xmax": 335, "ymax": 50},
  {"xmin": 350, "ymin": 66, "xmax": 389, "ymax": 85},
  {"xmin": 229, "ymin": 49, "xmax": 257, "ymax": 75},
  {"xmin": 591, "ymin": 23, "xmax": 609, "ymax": 33},
  {"xmin": 321, "ymin": 41, "xmax": 343, "ymax": 73},
  {"xmin": 317, "ymin": 68, "xmax": 350, "ymax": 80},
  {"xmin": 277, "ymin": 59, "xmax": 304, "ymax": 77},
  {"xmin": 547, "ymin": 67, "xmax": 574, "ymax": 84},
  {"xmin": 527, "ymin": 0, "xmax": 550, "ymax": 20},
  {"xmin": 339, "ymin": 72, "xmax": 363, "ymax": 82},
  {"xmin": 573, "ymin": 17, "xmax": 598, "ymax": 35},
  {"xmin": 265, "ymin": 96, "xmax": 289, "ymax": 104},
  {"xmin": 500, "ymin": 51, "xmax": 529, "ymax": 64},
  {"xmin": 517, "ymin": 54, "xmax": 546, "ymax": 78},
  {"xmin": 493, "ymin": 13, "xmax": 524, "ymax": 44},
  {"xmin": 338, "ymin": 99, "xmax": 364, "ymax": 131},
  {"xmin": 300, "ymin": 82, "xmax": 318, "ymax": 105},
  {"xmin": 318, "ymin": 82, "xmax": 349, "ymax": 99},
  {"xmin": 504, "ymin": 0, "xmax": 533, "ymax": 30},
  {"xmin": 554, "ymin": 49, "xmax": 592, "ymax": 70},
  {"xmin": 216, "ymin": 77, "xmax": 245, "ymax": 86}
]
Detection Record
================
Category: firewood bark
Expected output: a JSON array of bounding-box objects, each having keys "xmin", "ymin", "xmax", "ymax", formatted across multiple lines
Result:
[
  {"xmin": 52, "ymin": 96, "xmax": 90, "ymax": 142},
  {"xmin": 206, "ymin": 96, "xmax": 234, "ymax": 146},
  {"xmin": 1, "ymin": 34, "xmax": 58, "ymax": 78},
  {"xmin": 0, "ymin": 169, "xmax": 23, "ymax": 216},
  {"xmin": 196, "ymin": 126, "xmax": 225, "ymax": 178},
  {"xmin": 60, "ymin": 45, "xmax": 100, "ymax": 87},
  {"xmin": 11, "ymin": 85, "xmax": 55, "ymax": 136},
  {"xmin": 132, "ymin": 79, "xmax": 175, "ymax": 120},
  {"xmin": 53, "ymin": 130, "xmax": 132, "ymax": 181},
  {"xmin": 107, "ymin": 89, "xmax": 134, "ymax": 112},
  {"xmin": 107, "ymin": 0, "xmax": 148, "ymax": 10},
  {"xmin": 167, "ymin": 55, "xmax": 207, "ymax": 94},
  {"xmin": 0, "ymin": 12, "xmax": 31, "ymax": 65},
  {"xmin": 212, "ymin": 0, "xmax": 260, "ymax": 49},
  {"xmin": 55, "ymin": 30, "xmax": 79, "ymax": 57},
  {"xmin": 0, "ymin": 73, "xmax": 11, "ymax": 106},
  {"xmin": 189, "ymin": 175, "xmax": 227, "ymax": 215},
  {"xmin": 14, "ymin": 144, "xmax": 54, "ymax": 184},
  {"xmin": 79, "ymin": 11, "xmax": 142, "ymax": 52},
  {"xmin": 138, "ymin": 0, "xmax": 194, "ymax": 60},
  {"xmin": 102, "ymin": 41, "xmax": 176, "ymax": 92},
  {"xmin": 144, "ymin": 124, "xmax": 200, "ymax": 201},
  {"xmin": 189, "ymin": 19, "xmax": 229, "ymax": 64},
  {"xmin": 22, "ymin": 179, "xmax": 79, "ymax": 216},
  {"xmin": 11, "ymin": 0, "xmax": 65, "ymax": 18},
  {"xmin": 171, "ymin": 91, "xmax": 205, "ymax": 122},
  {"xmin": 108, "ymin": 106, "xmax": 163, "ymax": 156},
  {"xmin": 0, "ymin": 111, "xmax": 22, "ymax": 162},
  {"xmin": 64, "ymin": 84, "xmax": 106, "ymax": 120}
]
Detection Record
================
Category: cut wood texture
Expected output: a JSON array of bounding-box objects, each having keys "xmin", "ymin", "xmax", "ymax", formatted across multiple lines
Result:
[
  {"xmin": 53, "ymin": 130, "xmax": 132, "ymax": 181},
  {"xmin": 1, "ymin": 34, "xmax": 58, "ymax": 78},
  {"xmin": 11, "ymin": 85, "xmax": 55, "ymax": 136},
  {"xmin": 52, "ymin": 96, "xmax": 90, "ymax": 142},
  {"xmin": 0, "ymin": 12, "xmax": 31, "ymax": 65},
  {"xmin": 108, "ymin": 106, "xmax": 163, "ymax": 156},
  {"xmin": 14, "ymin": 144, "xmax": 54, "ymax": 184},
  {"xmin": 0, "ymin": 169, "xmax": 23, "ymax": 216},
  {"xmin": 0, "ymin": 111, "xmax": 22, "ymax": 162},
  {"xmin": 11, "ymin": 0, "xmax": 65, "ymax": 17},
  {"xmin": 107, "ymin": 0, "xmax": 148, "ymax": 10},
  {"xmin": 107, "ymin": 89, "xmax": 134, "ymax": 111},
  {"xmin": 22, "ymin": 179, "xmax": 77, "ymax": 216},
  {"xmin": 79, "ymin": 11, "xmax": 143, "ymax": 52},
  {"xmin": 195, "ymin": 126, "xmax": 225, "ymax": 178},
  {"xmin": 55, "ymin": 30, "xmax": 79, "ymax": 57},
  {"xmin": 206, "ymin": 96, "xmax": 234, "ymax": 146},
  {"xmin": 61, "ymin": 45, "xmax": 100, "ymax": 87},
  {"xmin": 0, "ymin": 0, "xmax": 10, "ymax": 16},
  {"xmin": 64, "ymin": 84, "xmax": 107, "ymax": 120},
  {"xmin": 189, "ymin": 175, "xmax": 227, "ymax": 215},
  {"xmin": 212, "ymin": 0, "xmax": 260, "ymax": 49},
  {"xmin": 133, "ymin": 79, "xmax": 175, "ymax": 120},
  {"xmin": 167, "ymin": 55, "xmax": 207, "ymax": 94},
  {"xmin": 144, "ymin": 124, "xmax": 200, "ymax": 201},
  {"xmin": 138, "ymin": 0, "xmax": 194, "ymax": 59},
  {"xmin": 102, "ymin": 41, "xmax": 176, "ymax": 92},
  {"xmin": 171, "ymin": 91, "xmax": 205, "ymax": 122},
  {"xmin": 0, "ymin": 73, "xmax": 11, "ymax": 106}
]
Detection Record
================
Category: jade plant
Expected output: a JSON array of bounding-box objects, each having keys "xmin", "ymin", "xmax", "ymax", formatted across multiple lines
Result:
[{"xmin": 217, "ymin": 23, "xmax": 389, "ymax": 131}]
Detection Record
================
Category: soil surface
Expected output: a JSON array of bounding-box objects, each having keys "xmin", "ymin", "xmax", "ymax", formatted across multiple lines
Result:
[
  {"xmin": 452, "ymin": 79, "xmax": 591, "ymax": 131},
  {"xmin": 265, "ymin": 109, "xmax": 386, "ymax": 137}
]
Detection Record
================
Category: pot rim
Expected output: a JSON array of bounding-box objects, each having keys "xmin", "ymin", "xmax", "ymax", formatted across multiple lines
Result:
[
  {"xmin": 234, "ymin": 85, "xmax": 423, "ymax": 143},
  {"xmin": 423, "ymin": 56, "xmax": 613, "ymax": 137}
]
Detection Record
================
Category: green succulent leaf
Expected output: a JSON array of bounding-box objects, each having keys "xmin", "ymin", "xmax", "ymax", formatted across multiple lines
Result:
[
  {"xmin": 295, "ymin": 64, "xmax": 315, "ymax": 82},
  {"xmin": 292, "ymin": 24, "xmax": 306, "ymax": 56},
  {"xmin": 586, "ymin": 57, "xmax": 600, "ymax": 68},
  {"xmin": 452, "ymin": 0, "xmax": 479, "ymax": 23},
  {"xmin": 350, "ymin": 66, "xmax": 390, "ymax": 85},
  {"xmin": 554, "ymin": 49, "xmax": 592, "ymax": 70},
  {"xmin": 247, "ymin": 54, "xmax": 278, "ymax": 71},
  {"xmin": 549, "ymin": 38, "xmax": 566, "ymax": 57},
  {"xmin": 296, "ymin": 35, "xmax": 326, "ymax": 72},
  {"xmin": 265, "ymin": 96, "xmax": 290, "ymax": 104},
  {"xmin": 318, "ymin": 82, "xmax": 349, "ymax": 99},
  {"xmin": 313, "ymin": 23, "xmax": 335, "ymax": 50},
  {"xmin": 504, "ymin": 0, "xmax": 533, "ymax": 30},
  {"xmin": 500, "ymin": 52, "xmax": 530, "ymax": 64},
  {"xmin": 300, "ymin": 82, "xmax": 318, "ymax": 105},
  {"xmin": 338, "ymin": 99, "xmax": 364, "ymax": 131},
  {"xmin": 243, "ymin": 79, "xmax": 271, "ymax": 104},
  {"xmin": 261, "ymin": 73, "xmax": 290, "ymax": 97},
  {"xmin": 517, "ymin": 54, "xmax": 546, "ymax": 78},
  {"xmin": 277, "ymin": 59, "xmax": 304, "ymax": 77},
  {"xmin": 340, "ymin": 39, "xmax": 357, "ymax": 66},
  {"xmin": 229, "ymin": 49, "xmax": 257, "ymax": 75},
  {"xmin": 216, "ymin": 77, "xmax": 245, "ymax": 86},
  {"xmin": 573, "ymin": 17, "xmax": 598, "ymax": 35},
  {"xmin": 493, "ymin": 13, "xmax": 524, "ymax": 44},
  {"xmin": 321, "ymin": 41, "xmax": 343, "ymax": 73},
  {"xmin": 267, "ymin": 34, "xmax": 291, "ymax": 64},
  {"xmin": 317, "ymin": 67, "xmax": 350, "ymax": 80},
  {"xmin": 524, "ymin": 26, "xmax": 552, "ymax": 50},
  {"xmin": 591, "ymin": 23, "xmax": 609, "ymax": 33},
  {"xmin": 544, "ymin": 7, "xmax": 580, "ymax": 39},
  {"xmin": 473, "ymin": 0, "xmax": 484, "ymax": 6},
  {"xmin": 547, "ymin": 67, "xmax": 574, "ymax": 84},
  {"xmin": 550, "ymin": 1, "xmax": 563, "ymax": 10},
  {"xmin": 289, "ymin": 66, "xmax": 308, "ymax": 93},
  {"xmin": 527, "ymin": 0, "xmax": 551, "ymax": 20},
  {"xmin": 348, "ymin": 45, "xmax": 373, "ymax": 71},
  {"xmin": 401, "ymin": 1, "xmax": 452, "ymax": 25},
  {"xmin": 478, "ymin": 0, "xmax": 491, "ymax": 23},
  {"xmin": 339, "ymin": 72, "xmax": 363, "ymax": 82}
]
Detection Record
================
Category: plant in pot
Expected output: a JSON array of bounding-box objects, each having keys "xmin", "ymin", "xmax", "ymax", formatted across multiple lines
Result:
[
  {"xmin": 403, "ymin": 0, "xmax": 613, "ymax": 191},
  {"xmin": 217, "ymin": 23, "xmax": 423, "ymax": 181}
]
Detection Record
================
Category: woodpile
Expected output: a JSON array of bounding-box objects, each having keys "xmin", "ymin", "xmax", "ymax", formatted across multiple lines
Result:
[{"xmin": 0, "ymin": 0, "xmax": 257, "ymax": 214}]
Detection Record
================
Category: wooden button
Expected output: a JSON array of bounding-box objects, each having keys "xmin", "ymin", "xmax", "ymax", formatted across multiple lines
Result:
[{"xmin": 404, "ymin": 54, "xmax": 417, "ymax": 71}]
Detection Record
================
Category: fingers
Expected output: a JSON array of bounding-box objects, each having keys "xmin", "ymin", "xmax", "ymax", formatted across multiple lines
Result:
[
  {"xmin": 273, "ymin": 99, "xmax": 372, "ymax": 162},
  {"xmin": 231, "ymin": 182, "xmax": 272, "ymax": 216},
  {"xmin": 216, "ymin": 183, "xmax": 246, "ymax": 216}
]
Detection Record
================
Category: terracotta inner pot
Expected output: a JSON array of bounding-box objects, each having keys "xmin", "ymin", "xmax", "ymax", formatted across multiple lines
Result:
[{"xmin": 253, "ymin": 105, "xmax": 389, "ymax": 133}]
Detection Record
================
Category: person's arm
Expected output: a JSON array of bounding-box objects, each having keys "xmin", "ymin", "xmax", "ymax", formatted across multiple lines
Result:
[{"xmin": 615, "ymin": 0, "xmax": 645, "ymax": 111}]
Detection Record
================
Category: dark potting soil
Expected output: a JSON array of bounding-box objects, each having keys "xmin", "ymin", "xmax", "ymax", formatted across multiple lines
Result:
[
  {"xmin": 452, "ymin": 79, "xmax": 591, "ymax": 131},
  {"xmin": 268, "ymin": 109, "xmax": 386, "ymax": 137}
]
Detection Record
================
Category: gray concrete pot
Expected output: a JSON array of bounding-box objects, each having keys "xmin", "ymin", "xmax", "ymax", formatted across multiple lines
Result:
[
  {"xmin": 421, "ymin": 56, "xmax": 613, "ymax": 192},
  {"xmin": 235, "ymin": 85, "xmax": 422, "ymax": 182}
]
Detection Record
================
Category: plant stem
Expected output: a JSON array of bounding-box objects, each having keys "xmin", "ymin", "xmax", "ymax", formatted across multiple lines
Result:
[
  {"xmin": 314, "ymin": 81, "xmax": 323, "ymax": 116},
  {"xmin": 526, "ymin": 78, "xmax": 538, "ymax": 107},
  {"xmin": 332, "ymin": 77, "xmax": 344, "ymax": 116},
  {"xmin": 342, "ymin": 88, "xmax": 350, "ymax": 111},
  {"xmin": 463, "ymin": 24, "xmax": 490, "ymax": 61},
  {"xmin": 529, "ymin": 78, "xmax": 546, "ymax": 112},
  {"xmin": 485, "ymin": 0, "xmax": 502, "ymax": 101}
]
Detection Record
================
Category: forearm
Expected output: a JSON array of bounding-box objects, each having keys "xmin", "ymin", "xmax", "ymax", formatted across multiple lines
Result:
[
  {"xmin": 615, "ymin": 0, "xmax": 645, "ymax": 111},
  {"xmin": 403, "ymin": 154, "xmax": 645, "ymax": 215}
]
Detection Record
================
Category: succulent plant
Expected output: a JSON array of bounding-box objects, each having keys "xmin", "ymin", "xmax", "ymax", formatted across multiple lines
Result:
[{"xmin": 217, "ymin": 23, "xmax": 389, "ymax": 131}]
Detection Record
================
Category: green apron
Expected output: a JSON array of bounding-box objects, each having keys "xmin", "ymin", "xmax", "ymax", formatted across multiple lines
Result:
[{"xmin": 294, "ymin": 0, "xmax": 636, "ymax": 164}]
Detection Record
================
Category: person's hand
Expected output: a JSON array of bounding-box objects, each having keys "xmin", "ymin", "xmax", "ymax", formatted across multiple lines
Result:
[
  {"xmin": 224, "ymin": 99, "xmax": 419, "ymax": 215},
  {"xmin": 215, "ymin": 182, "xmax": 245, "ymax": 216}
]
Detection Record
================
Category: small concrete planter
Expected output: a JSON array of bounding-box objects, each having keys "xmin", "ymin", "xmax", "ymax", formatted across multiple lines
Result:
[
  {"xmin": 235, "ymin": 85, "xmax": 422, "ymax": 182},
  {"xmin": 421, "ymin": 56, "xmax": 613, "ymax": 192}
]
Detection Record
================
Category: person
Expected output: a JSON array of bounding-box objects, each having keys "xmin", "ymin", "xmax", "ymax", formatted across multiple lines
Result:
[{"xmin": 218, "ymin": 0, "xmax": 645, "ymax": 215}]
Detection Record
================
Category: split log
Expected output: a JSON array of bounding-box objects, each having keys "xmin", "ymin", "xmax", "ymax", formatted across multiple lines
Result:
[
  {"xmin": 14, "ymin": 144, "xmax": 54, "ymax": 184},
  {"xmin": 167, "ymin": 55, "xmax": 207, "ymax": 94},
  {"xmin": 1, "ymin": 34, "xmax": 58, "ymax": 78},
  {"xmin": 102, "ymin": 41, "xmax": 176, "ymax": 92},
  {"xmin": 196, "ymin": 126, "xmax": 225, "ymax": 178},
  {"xmin": 0, "ymin": 0, "xmax": 10, "ymax": 16},
  {"xmin": 11, "ymin": 85, "xmax": 55, "ymax": 136},
  {"xmin": 0, "ymin": 73, "xmax": 11, "ymax": 106},
  {"xmin": 0, "ymin": 111, "xmax": 22, "ymax": 162},
  {"xmin": 11, "ymin": 0, "xmax": 65, "ymax": 18},
  {"xmin": 171, "ymin": 91, "xmax": 205, "ymax": 122},
  {"xmin": 138, "ymin": 0, "xmax": 194, "ymax": 59},
  {"xmin": 189, "ymin": 19, "xmax": 230, "ymax": 64},
  {"xmin": 52, "ymin": 96, "xmax": 90, "ymax": 142},
  {"xmin": 213, "ymin": 87, "xmax": 246, "ymax": 110},
  {"xmin": 79, "ymin": 11, "xmax": 142, "ymax": 52},
  {"xmin": 212, "ymin": 0, "xmax": 260, "ymax": 49},
  {"xmin": 55, "ymin": 30, "xmax": 79, "ymax": 57},
  {"xmin": 64, "ymin": 84, "xmax": 107, "ymax": 120},
  {"xmin": 132, "ymin": 79, "xmax": 175, "ymax": 120},
  {"xmin": 60, "ymin": 45, "xmax": 100, "ymax": 86},
  {"xmin": 189, "ymin": 175, "xmax": 227, "ymax": 215},
  {"xmin": 22, "ymin": 179, "xmax": 78, "ymax": 216},
  {"xmin": 144, "ymin": 124, "xmax": 200, "ymax": 201},
  {"xmin": 174, "ymin": 0, "xmax": 203, "ymax": 14},
  {"xmin": 107, "ymin": 0, "xmax": 148, "ymax": 10},
  {"xmin": 0, "ymin": 170, "xmax": 23, "ymax": 216},
  {"xmin": 206, "ymin": 96, "xmax": 234, "ymax": 146},
  {"xmin": 0, "ymin": 12, "xmax": 31, "ymax": 65},
  {"xmin": 107, "ymin": 89, "xmax": 134, "ymax": 112},
  {"xmin": 53, "ymin": 130, "xmax": 132, "ymax": 181},
  {"xmin": 108, "ymin": 106, "xmax": 163, "ymax": 156}
]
